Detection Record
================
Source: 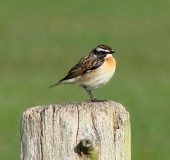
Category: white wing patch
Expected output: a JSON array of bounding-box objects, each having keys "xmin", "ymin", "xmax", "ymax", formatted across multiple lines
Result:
[{"xmin": 61, "ymin": 77, "xmax": 78, "ymax": 84}]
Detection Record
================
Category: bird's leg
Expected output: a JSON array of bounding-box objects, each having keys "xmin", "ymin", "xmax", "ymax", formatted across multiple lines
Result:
[{"xmin": 83, "ymin": 86, "xmax": 100, "ymax": 102}]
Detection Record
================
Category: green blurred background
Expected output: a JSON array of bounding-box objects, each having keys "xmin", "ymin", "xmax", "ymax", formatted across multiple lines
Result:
[{"xmin": 1, "ymin": 0, "xmax": 170, "ymax": 159}]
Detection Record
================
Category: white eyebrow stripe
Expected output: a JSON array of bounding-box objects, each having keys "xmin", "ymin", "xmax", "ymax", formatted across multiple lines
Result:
[{"xmin": 96, "ymin": 47, "xmax": 110, "ymax": 52}]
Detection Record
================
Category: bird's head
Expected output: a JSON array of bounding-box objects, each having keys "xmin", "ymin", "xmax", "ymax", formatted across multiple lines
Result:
[{"xmin": 92, "ymin": 44, "xmax": 115, "ymax": 58}]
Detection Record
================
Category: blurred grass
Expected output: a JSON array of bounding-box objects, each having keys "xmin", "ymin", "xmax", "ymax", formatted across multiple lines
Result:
[{"xmin": 0, "ymin": 0, "xmax": 170, "ymax": 159}]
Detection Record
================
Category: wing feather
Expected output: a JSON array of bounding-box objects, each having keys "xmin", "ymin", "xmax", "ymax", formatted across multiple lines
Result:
[{"xmin": 62, "ymin": 53, "xmax": 104, "ymax": 80}]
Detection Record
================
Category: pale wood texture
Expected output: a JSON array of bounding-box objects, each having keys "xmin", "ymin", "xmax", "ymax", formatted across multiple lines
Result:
[{"xmin": 20, "ymin": 101, "xmax": 131, "ymax": 160}]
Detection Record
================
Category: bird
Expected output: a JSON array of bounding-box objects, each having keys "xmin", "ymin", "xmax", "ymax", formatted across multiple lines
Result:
[{"xmin": 50, "ymin": 44, "xmax": 116, "ymax": 102}]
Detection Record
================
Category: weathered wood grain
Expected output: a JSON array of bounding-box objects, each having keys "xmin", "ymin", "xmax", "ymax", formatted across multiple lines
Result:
[{"xmin": 20, "ymin": 101, "xmax": 130, "ymax": 160}]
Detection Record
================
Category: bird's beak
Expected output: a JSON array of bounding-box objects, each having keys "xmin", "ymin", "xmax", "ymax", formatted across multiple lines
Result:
[{"xmin": 110, "ymin": 50, "xmax": 115, "ymax": 54}]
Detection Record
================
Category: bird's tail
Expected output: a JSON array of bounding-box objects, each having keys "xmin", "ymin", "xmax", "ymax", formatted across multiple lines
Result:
[{"xmin": 49, "ymin": 82, "xmax": 61, "ymax": 88}]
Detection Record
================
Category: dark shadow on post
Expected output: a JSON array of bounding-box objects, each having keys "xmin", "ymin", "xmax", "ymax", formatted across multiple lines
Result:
[{"xmin": 74, "ymin": 139, "xmax": 99, "ymax": 160}]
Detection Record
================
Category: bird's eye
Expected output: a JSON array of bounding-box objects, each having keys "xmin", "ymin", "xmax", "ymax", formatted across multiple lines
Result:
[{"xmin": 100, "ymin": 51, "xmax": 106, "ymax": 54}]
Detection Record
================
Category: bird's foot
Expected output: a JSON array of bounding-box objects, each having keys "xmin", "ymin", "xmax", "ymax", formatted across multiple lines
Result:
[{"xmin": 91, "ymin": 98, "xmax": 108, "ymax": 102}]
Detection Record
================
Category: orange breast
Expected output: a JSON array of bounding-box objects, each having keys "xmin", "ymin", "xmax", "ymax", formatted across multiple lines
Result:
[{"xmin": 103, "ymin": 55, "xmax": 116, "ymax": 73}]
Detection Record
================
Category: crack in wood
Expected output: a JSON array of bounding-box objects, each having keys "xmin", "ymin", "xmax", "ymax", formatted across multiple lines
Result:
[
  {"xmin": 89, "ymin": 109, "xmax": 101, "ymax": 157},
  {"xmin": 76, "ymin": 105, "xmax": 80, "ymax": 145},
  {"xmin": 91, "ymin": 112, "xmax": 100, "ymax": 142},
  {"xmin": 40, "ymin": 111, "xmax": 44, "ymax": 160}
]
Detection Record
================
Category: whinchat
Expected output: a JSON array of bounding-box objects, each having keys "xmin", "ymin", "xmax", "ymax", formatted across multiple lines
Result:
[{"xmin": 50, "ymin": 44, "xmax": 116, "ymax": 102}]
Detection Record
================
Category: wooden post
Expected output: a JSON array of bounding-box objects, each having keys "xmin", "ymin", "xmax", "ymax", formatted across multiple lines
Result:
[{"xmin": 20, "ymin": 101, "xmax": 131, "ymax": 160}]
